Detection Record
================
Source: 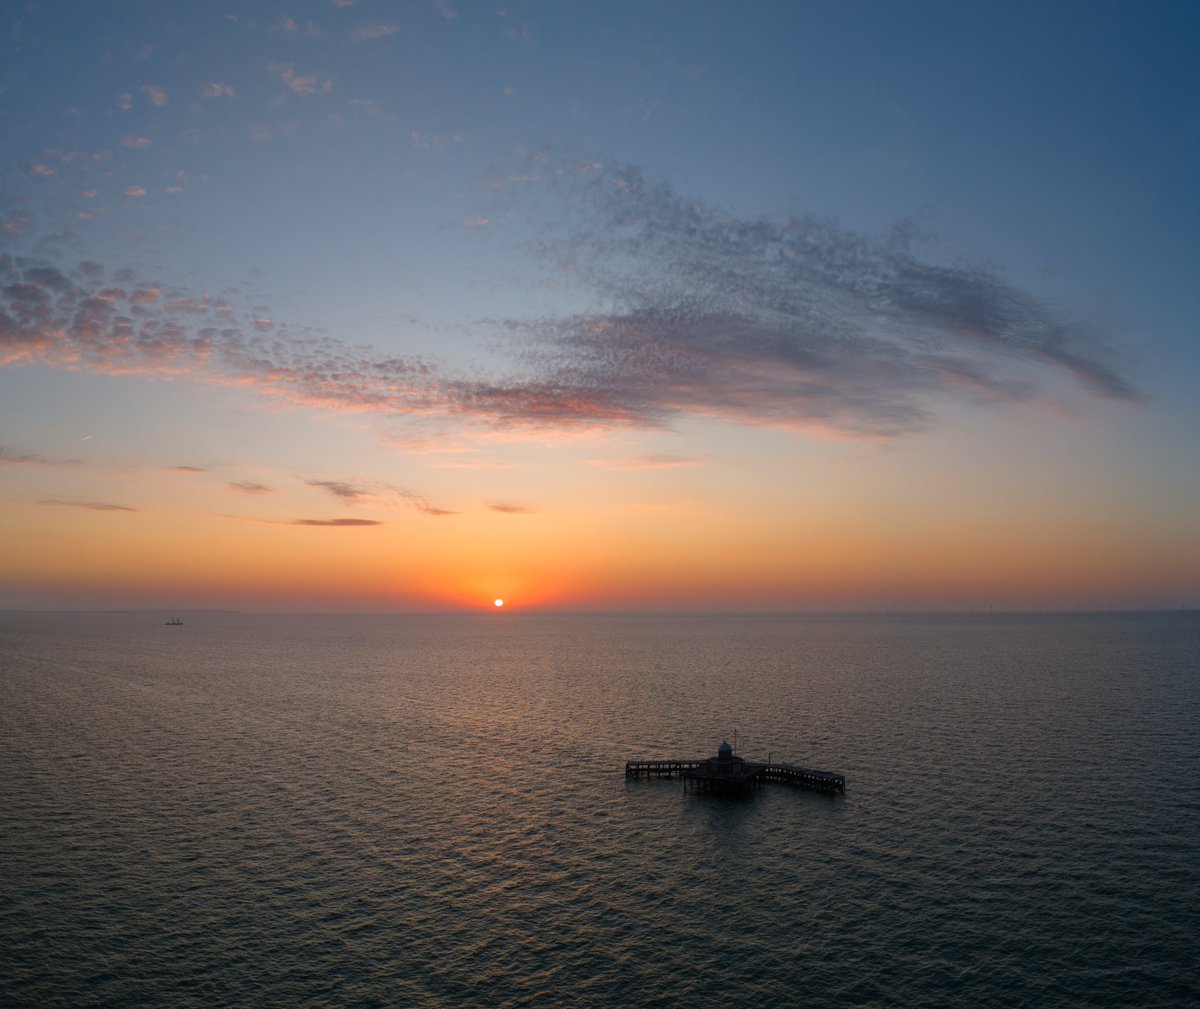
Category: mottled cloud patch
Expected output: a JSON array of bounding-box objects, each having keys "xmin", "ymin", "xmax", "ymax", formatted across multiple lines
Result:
[
  {"xmin": 483, "ymin": 159, "xmax": 1139, "ymax": 438},
  {"xmin": 488, "ymin": 501, "xmax": 535, "ymax": 514},
  {"xmin": 39, "ymin": 499, "xmax": 137, "ymax": 512},
  {"xmin": 0, "ymin": 149, "xmax": 1140, "ymax": 448},
  {"xmin": 141, "ymin": 84, "xmax": 168, "ymax": 107},
  {"xmin": 0, "ymin": 251, "xmax": 440, "ymax": 408},
  {"xmin": 230, "ymin": 481, "xmax": 274, "ymax": 494},
  {"xmin": 348, "ymin": 23, "xmax": 400, "ymax": 43},
  {"xmin": 270, "ymin": 63, "xmax": 331, "ymax": 96},
  {"xmin": 203, "ymin": 83, "xmax": 236, "ymax": 98},
  {"xmin": 121, "ymin": 135, "xmax": 152, "ymax": 148},
  {"xmin": 589, "ymin": 453, "xmax": 707, "ymax": 471},
  {"xmin": 170, "ymin": 465, "xmax": 208, "ymax": 474},
  {"xmin": 291, "ymin": 517, "xmax": 381, "ymax": 526}
]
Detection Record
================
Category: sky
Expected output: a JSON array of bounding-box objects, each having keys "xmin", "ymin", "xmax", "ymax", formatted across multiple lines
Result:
[{"xmin": 1, "ymin": 0, "xmax": 1198, "ymax": 612}]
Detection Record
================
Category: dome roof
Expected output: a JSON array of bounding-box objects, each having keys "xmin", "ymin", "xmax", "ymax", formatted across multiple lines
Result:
[{"xmin": 718, "ymin": 739, "xmax": 733, "ymax": 758}]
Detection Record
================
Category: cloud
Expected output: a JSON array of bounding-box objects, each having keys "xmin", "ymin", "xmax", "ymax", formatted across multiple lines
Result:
[
  {"xmin": 230, "ymin": 481, "xmax": 274, "ymax": 494},
  {"xmin": 480, "ymin": 159, "xmax": 1139, "ymax": 437},
  {"xmin": 348, "ymin": 23, "xmax": 400, "ymax": 43},
  {"xmin": 308, "ymin": 477, "xmax": 453, "ymax": 515},
  {"xmin": 308, "ymin": 478, "xmax": 371, "ymax": 502},
  {"xmin": 141, "ymin": 84, "xmax": 168, "ymax": 107},
  {"xmin": 589, "ymin": 453, "xmax": 707, "ymax": 471},
  {"xmin": 121, "ymin": 135, "xmax": 152, "ymax": 148},
  {"xmin": 393, "ymin": 487, "xmax": 455, "ymax": 516},
  {"xmin": 203, "ymin": 83, "xmax": 236, "ymax": 99},
  {"xmin": 170, "ymin": 465, "xmax": 208, "ymax": 473},
  {"xmin": 269, "ymin": 63, "xmax": 330, "ymax": 96},
  {"xmin": 488, "ymin": 501, "xmax": 535, "ymax": 514},
  {"xmin": 409, "ymin": 131, "xmax": 444, "ymax": 152},
  {"xmin": 1, "ymin": 445, "xmax": 81, "ymax": 467},
  {"xmin": 0, "ymin": 158, "xmax": 1139, "ymax": 446},
  {"xmin": 290, "ymin": 517, "xmax": 381, "ymax": 526},
  {"xmin": 39, "ymin": 499, "xmax": 138, "ymax": 512}
]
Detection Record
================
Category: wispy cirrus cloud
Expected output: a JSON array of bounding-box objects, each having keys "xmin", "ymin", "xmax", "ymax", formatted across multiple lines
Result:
[
  {"xmin": 488, "ymin": 501, "xmax": 535, "ymax": 514},
  {"xmin": 170, "ymin": 465, "xmax": 208, "ymax": 473},
  {"xmin": 308, "ymin": 478, "xmax": 371, "ymax": 503},
  {"xmin": 589, "ymin": 453, "xmax": 707, "ymax": 471},
  {"xmin": 308, "ymin": 477, "xmax": 454, "ymax": 515},
  {"xmin": 1, "ymin": 444, "xmax": 81, "ymax": 466},
  {"xmin": 230, "ymin": 481, "xmax": 274, "ymax": 494},
  {"xmin": 39, "ymin": 499, "xmax": 137, "ymax": 512},
  {"xmin": 290, "ymin": 517, "xmax": 381, "ymax": 526},
  {"xmin": 395, "ymin": 488, "xmax": 455, "ymax": 516}
]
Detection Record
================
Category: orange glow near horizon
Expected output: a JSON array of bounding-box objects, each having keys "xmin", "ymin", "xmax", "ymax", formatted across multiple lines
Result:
[{"xmin": 1, "ymin": 448, "xmax": 1196, "ymax": 613}]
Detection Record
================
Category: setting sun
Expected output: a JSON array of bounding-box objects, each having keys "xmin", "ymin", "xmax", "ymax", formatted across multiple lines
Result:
[{"xmin": 494, "ymin": 598, "xmax": 504, "ymax": 608}]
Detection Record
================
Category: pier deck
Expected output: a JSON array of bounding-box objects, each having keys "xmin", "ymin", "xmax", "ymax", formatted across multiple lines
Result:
[{"xmin": 625, "ymin": 757, "xmax": 845, "ymax": 794}]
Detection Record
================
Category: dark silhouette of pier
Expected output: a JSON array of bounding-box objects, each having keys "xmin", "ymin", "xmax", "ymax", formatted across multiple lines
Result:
[{"xmin": 625, "ymin": 740, "xmax": 845, "ymax": 795}]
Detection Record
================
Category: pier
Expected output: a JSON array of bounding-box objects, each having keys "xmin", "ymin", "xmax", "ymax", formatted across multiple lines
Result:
[{"xmin": 625, "ymin": 740, "xmax": 845, "ymax": 795}]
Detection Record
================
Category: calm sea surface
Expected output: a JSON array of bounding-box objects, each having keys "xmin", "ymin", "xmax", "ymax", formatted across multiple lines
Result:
[{"xmin": 2, "ymin": 611, "xmax": 1197, "ymax": 1008}]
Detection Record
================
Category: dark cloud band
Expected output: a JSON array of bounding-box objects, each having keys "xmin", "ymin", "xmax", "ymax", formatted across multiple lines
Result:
[{"xmin": 1, "ymin": 161, "xmax": 1138, "ymax": 442}]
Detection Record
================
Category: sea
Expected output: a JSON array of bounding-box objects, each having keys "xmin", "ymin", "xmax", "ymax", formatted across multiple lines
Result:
[{"xmin": 2, "ymin": 610, "xmax": 1197, "ymax": 1008}]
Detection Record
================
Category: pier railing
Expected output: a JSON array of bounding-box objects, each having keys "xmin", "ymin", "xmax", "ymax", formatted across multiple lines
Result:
[{"xmin": 625, "ymin": 758, "xmax": 845, "ymax": 794}]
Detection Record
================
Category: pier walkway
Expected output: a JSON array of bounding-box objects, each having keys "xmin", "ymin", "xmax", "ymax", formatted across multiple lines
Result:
[{"xmin": 625, "ymin": 744, "xmax": 845, "ymax": 795}]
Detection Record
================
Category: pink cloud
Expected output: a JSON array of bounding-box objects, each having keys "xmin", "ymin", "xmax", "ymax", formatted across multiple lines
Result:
[
  {"xmin": 121, "ymin": 135, "xmax": 153, "ymax": 148},
  {"xmin": 203, "ymin": 83, "xmax": 236, "ymax": 98},
  {"xmin": 269, "ymin": 63, "xmax": 329, "ymax": 96},
  {"xmin": 141, "ymin": 84, "xmax": 168, "ymax": 107}
]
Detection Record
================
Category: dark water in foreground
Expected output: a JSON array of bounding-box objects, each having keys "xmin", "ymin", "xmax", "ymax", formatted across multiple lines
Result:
[{"xmin": 2, "ymin": 611, "xmax": 1198, "ymax": 1008}]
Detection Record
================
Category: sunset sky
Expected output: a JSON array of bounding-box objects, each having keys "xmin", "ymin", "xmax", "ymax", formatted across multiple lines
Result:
[{"xmin": 2, "ymin": 1, "xmax": 1197, "ymax": 612}]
